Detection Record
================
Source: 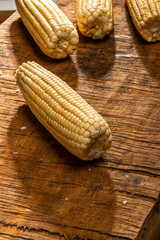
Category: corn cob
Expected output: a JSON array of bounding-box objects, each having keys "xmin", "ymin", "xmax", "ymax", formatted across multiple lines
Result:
[
  {"xmin": 15, "ymin": 0, "xmax": 79, "ymax": 59},
  {"xmin": 76, "ymin": 0, "xmax": 113, "ymax": 39},
  {"xmin": 16, "ymin": 61, "xmax": 112, "ymax": 161},
  {"xmin": 126, "ymin": 0, "xmax": 160, "ymax": 42}
]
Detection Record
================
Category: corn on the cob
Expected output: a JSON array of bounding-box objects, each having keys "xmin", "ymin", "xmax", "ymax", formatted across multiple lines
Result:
[
  {"xmin": 16, "ymin": 61, "xmax": 112, "ymax": 161},
  {"xmin": 15, "ymin": 0, "xmax": 79, "ymax": 59},
  {"xmin": 76, "ymin": 0, "xmax": 113, "ymax": 39},
  {"xmin": 126, "ymin": 0, "xmax": 160, "ymax": 42}
]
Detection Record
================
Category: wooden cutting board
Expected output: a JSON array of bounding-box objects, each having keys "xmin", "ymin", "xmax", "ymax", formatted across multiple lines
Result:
[{"xmin": 0, "ymin": 0, "xmax": 160, "ymax": 239}]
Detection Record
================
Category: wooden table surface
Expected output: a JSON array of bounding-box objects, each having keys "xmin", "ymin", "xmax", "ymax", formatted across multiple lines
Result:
[{"xmin": 0, "ymin": 0, "xmax": 160, "ymax": 239}]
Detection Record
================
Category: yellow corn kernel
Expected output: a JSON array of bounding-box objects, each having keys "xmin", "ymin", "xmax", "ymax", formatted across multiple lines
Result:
[
  {"xmin": 76, "ymin": 0, "xmax": 113, "ymax": 39},
  {"xmin": 126, "ymin": 0, "xmax": 160, "ymax": 42},
  {"xmin": 15, "ymin": 61, "xmax": 112, "ymax": 161},
  {"xmin": 15, "ymin": 0, "xmax": 79, "ymax": 58}
]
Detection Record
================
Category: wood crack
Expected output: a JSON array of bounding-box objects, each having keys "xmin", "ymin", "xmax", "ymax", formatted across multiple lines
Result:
[
  {"xmin": 114, "ymin": 189, "xmax": 157, "ymax": 202},
  {"xmin": 0, "ymin": 232, "xmax": 34, "ymax": 240},
  {"xmin": 0, "ymin": 220, "xmax": 132, "ymax": 240},
  {"xmin": 92, "ymin": 164, "xmax": 160, "ymax": 178},
  {"xmin": 0, "ymin": 221, "xmax": 68, "ymax": 239}
]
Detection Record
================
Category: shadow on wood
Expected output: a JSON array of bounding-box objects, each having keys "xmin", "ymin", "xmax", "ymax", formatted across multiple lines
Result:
[
  {"xmin": 9, "ymin": 18, "xmax": 78, "ymax": 89},
  {"xmin": 136, "ymin": 195, "xmax": 160, "ymax": 240},
  {"xmin": 6, "ymin": 105, "xmax": 116, "ymax": 238},
  {"xmin": 76, "ymin": 31, "xmax": 115, "ymax": 78}
]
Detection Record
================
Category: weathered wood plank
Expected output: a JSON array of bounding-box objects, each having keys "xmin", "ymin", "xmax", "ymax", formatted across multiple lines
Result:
[{"xmin": 0, "ymin": 0, "xmax": 160, "ymax": 239}]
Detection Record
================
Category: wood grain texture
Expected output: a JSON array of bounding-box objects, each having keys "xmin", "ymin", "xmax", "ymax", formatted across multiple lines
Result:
[{"xmin": 0, "ymin": 0, "xmax": 160, "ymax": 239}]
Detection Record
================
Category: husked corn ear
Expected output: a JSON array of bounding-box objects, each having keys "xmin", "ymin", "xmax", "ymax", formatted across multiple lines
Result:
[
  {"xmin": 16, "ymin": 61, "xmax": 112, "ymax": 161},
  {"xmin": 77, "ymin": 0, "xmax": 113, "ymax": 39},
  {"xmin": 126, "ymin": 0, "xmax": 160, "ymax": 42},
  {"xmin": 15, "ymin": 0, "xmax": 79, "ymax": 59}
]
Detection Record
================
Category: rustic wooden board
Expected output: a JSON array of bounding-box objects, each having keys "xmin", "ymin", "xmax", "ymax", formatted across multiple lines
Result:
[{"xmin": 0, "ymin": 0, "xmax": 160, "ymax": 239}]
